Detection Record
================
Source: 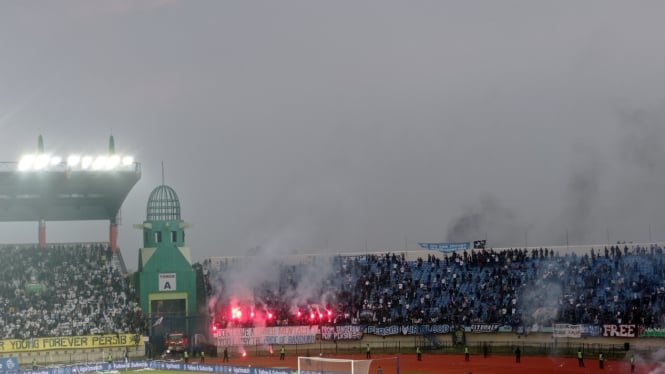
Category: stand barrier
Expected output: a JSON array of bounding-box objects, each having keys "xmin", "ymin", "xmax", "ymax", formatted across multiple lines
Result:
[{"xmin": 7, "ymin": 360, "xmax": 293, "ymax": 374}]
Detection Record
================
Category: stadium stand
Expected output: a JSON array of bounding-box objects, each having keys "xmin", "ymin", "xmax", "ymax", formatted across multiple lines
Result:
[
  {"xmin": 2, "ymin": 240, "xmax": 664, "ymax": 342},
  {"xmin": 0, "ymin": 243, "xmax": 145, "ymax": 339},
  {"xmin": 205, "ymin": 243, "xmax": 665, "ymax": 329}
]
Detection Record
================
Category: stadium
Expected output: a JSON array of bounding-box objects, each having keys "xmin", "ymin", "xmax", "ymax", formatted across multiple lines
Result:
[{"xmin": 1, "ymin": 136, "xmax": 665, "ymax": 374}]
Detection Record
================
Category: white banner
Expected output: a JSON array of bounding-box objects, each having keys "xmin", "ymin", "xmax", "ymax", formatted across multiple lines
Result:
[
  {"xmin": 214, "ymin": 326, "xmax": 318, "ymax": 346},
  {"xmin": 553, "ymin": 323, "xmax": 582, "ymax": 338},
  {"xmin": 158, "ymin": 273, "xmax": 176, "ymax": 291},
  {"xmin": 603, "ymin": 324, "xmax": 637, "ymax": 337}
]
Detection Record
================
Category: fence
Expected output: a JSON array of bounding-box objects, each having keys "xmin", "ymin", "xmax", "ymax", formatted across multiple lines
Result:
[{"xmin": 222, "ymin": 336, "xmax": 657, "ymax": 362}]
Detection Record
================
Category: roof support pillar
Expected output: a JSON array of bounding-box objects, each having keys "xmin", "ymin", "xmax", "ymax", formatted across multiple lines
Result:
[
  {"xmin": 110, "ymin": 222, "xmax": 118, "ymax": 253},
  {"xmin": 38, "ymin": 220, "xmax": 46, "ymax": 249}
]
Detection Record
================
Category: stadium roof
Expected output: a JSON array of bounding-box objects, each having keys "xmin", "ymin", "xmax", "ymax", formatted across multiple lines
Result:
[{"xmin": 0, "ymin": 162, "xmax": 141, "ymax": 222}]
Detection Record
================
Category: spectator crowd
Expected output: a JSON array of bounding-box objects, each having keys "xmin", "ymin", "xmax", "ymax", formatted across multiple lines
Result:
[
  {"xmin": 0, "ymin": 243, "xmax": 145, "ymax": 339},
  {"xmin": 205, "ymin": 244, "xmax": 665, "ymax": 330},
  {"xmin": 1, "ymin": 241, "xmax": 664, "ymax": 341}
]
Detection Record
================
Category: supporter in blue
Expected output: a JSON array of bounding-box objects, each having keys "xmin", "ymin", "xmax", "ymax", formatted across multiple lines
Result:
[{"xmin": 203, "ymin": 243, "xmax": 665, "ymax": 329}]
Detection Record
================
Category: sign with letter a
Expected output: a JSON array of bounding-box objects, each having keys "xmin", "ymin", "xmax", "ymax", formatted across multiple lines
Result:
[{"xmin": 158, "ymin": 273, "xmax": 176, "ymax": 291}]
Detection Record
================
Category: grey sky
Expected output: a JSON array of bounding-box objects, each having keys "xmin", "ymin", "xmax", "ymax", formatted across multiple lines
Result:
[{"xmin": 1, "ymin": 1, "xmax": 664, "ymax": 270}]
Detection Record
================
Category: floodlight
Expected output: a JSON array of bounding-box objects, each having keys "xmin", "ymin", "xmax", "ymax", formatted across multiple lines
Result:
[
  {"xmin": 34, "ymin": 154, "xmax": 50, "ymax": 170},
  {"xmin": 122, "ymin": 156, "xmax": 134, "ymax": 166},
  {"xmin": 106, "ymin": 155, "xmax": 120, "ymax": 169},
  {"xmin": 81, "ymin": 156, "xmax": 93, "ymax": 169},
  {"xmin": 18, "ymin": 155, "xmax": 35, "ymax": 171},
  {"xmin": 67, "ymin": 155, "xmax": 81, "ymax": 167},
  {"xmin": 92, "ymin": 156, "xmax": 107, "ymax": 170},
  {"xmin": 50, "ymin": 156, "xmax": 62, "ymax": 166}
]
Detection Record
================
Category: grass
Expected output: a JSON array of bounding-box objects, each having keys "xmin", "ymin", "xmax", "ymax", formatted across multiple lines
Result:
[
  {"xmin": 129, "ymin": 371, "xmax": 432, "ymax": 374},
  {"xmin": 118, "ymin": 371, "xmax": 199, "ymax": 374}
]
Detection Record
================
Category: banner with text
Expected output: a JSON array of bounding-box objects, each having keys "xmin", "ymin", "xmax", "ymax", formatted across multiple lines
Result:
[
  {"xmin": 603, "ymin": 324, "xmax": 638, "ymax": 338},
  {"xmin": 641, "ymin": 328, "xmax": 665, "ymax": 337},
  {"xmin": 581, "ymin": 324, "xmax": 603, "ymax": 337},
  {"xmin": 468, "ymin": 324, "xmax": 501, "ymax": 333},
  {"xmin": 419, "ymin": 242, "xmax": 470, "ymax": 252},
  {"xmin": 8, "ymin": 360, "xmax": 293, "ymax": 374},
  {"xmin": 214, "ymin": 326, "xmax": 318, "ymax": 346},
  {"xmin": 364, "ymin": 324, "xmax": 451, "ymax": 336},
  {"xmin": 320, "ymin": 325, "xmax": 363, "ymax": 340},
  {"xmin": 553, "ymin": 324, "xmax": 582, "ymax": 338},
  {"xmin": 552, "ymin": 324, "xmax": 634, "ymax": 338},
  {"xmin": 0, "ymin": 334, "xmax": 138, "ymax": 353}
]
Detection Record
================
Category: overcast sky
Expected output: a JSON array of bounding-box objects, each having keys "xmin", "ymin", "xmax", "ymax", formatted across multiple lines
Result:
[{"xmin": 1, "ymin": 1, "xmax": 665, "ymax": 270}]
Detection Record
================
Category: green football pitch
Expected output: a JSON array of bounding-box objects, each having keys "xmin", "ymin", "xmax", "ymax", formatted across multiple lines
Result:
[
  {"xmin": 116, "ymin": 371, "xmax": 212, "ymax": 374},
  {"xmin": 122, "ymin": 371, "xmax": 219, "ymax": 374}
]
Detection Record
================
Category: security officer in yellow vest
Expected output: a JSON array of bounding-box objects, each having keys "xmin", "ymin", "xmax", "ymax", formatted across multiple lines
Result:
[
  {"xmin": 598, "ymin": 352, "xmax": 604, "ymax": 369},
  {"xmin": 184, "ymin": 350, "xmax": 189, "ymax": 363},
  {"xmin": 577, "ymin": 348, "xmax": 584, "ymax": 367},
  {"xmin": 107, "ymin": 353, "xmax": 113, "ymax": 364}
]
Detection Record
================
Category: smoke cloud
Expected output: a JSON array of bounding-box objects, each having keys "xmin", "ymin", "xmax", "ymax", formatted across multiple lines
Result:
[
  {"xmin": 206, "ymin": 249, "xmax": 339, "ymax": 326},
  {"xmin": 559, "ymin": 144, "xmax": 602, "ymax": 244},
  {"xmin": 445, "ymin": 195, "xmax": 527, "ymax": 247},
  {"xmin": 615, "ymin": 105, "xmax": 665, "ymax": 174}
]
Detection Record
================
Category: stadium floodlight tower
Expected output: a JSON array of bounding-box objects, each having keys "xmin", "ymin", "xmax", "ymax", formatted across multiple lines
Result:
[{"xmin": 0, "ymin": 134, "xmax": 140, "ymax": 251}]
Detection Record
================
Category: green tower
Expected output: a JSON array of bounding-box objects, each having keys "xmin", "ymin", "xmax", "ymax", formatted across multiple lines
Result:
[{"xmin": 135, "ymin": 184, "xmax": 196, "ymax": 338}]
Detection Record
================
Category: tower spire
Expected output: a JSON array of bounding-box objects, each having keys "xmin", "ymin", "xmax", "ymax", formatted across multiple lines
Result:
[
  {"xmin": 37, "ymin": 134, "xmax": 44, "ymax": 153},
  {"xmin": 109, "ymin": 134, "xmax": 116, "ymax": 154}
]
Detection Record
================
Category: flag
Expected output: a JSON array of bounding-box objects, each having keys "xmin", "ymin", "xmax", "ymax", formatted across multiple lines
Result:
[
  {"xmin": 473, "ymin": 240, "xmax": 486, "ymax": 249},
  {"xmin": 152, "ymin": 316, "xmax": 164, "ymax": 327}
]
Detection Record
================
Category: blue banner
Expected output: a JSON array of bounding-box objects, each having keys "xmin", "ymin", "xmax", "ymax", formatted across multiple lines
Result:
[
  {"xmin": 581, "ymin": 324, "xmax": 602, "ymax": 337},
  {"xmin": 0, "ymin": 357, "xmax": 19, "ymax": 372},
  {"xmin": 419, "ymin": 242, "xmax": 470, "ymax": 251},
  {"xmin": 15, "ymin": 361, "xmax": 293, "ymax": 374},
  {"xmin": 364, "ymin": 324, "xmax": 451, "ymax": 336},
  {"xmin": 469, "ymin": 324, "xmax": 500, "ymax": 333}
]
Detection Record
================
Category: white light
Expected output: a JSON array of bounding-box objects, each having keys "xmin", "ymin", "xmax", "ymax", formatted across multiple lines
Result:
[
  {"xmin": 18, "ymin": 155, "xmax": 35, "ymax": 171},
  {"xmin": 34, "ymin": 154, "xmax": 50, "ymax": 170},
  {"xmin": 67, "ymin": 155, "xmax": 81, "ymax": 167},
  {"xmin": 18, "ymin": 153, "xmax": 135, "ymax": 171},
  {"xmin": 106, "ymin": 155, "xmax": 120, "ymax": 169},
  {"xmin": 92, "ymin": 156, "xmax": 107, "ymax": 170},
  {"xmin": 81, "ymin": 156, "xmax": 93, "ymax": 169}
]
